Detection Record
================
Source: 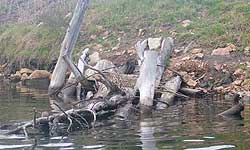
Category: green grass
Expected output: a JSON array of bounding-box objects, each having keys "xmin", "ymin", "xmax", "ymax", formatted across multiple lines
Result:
[{"xmin": 1, "ymin": 0, "xmax": 250, "ymax": 67}]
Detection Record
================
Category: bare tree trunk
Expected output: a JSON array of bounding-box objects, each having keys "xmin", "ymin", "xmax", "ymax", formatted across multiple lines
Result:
[
  {"xmin": 48, "ymin": 0, "xmax": 90, "ymax": 96},
  {"xmin": 135, "ymin": 37, "xmax": 174, "ymax": 109}
]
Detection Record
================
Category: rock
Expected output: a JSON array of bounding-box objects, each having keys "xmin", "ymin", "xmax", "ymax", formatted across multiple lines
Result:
[
  {"xmin": 93, "ymin": 44, "xmax": 103, "ymax": 50},
  {"xmin": 186, "ymin": 79, "xmax": 197, "ymax": 87},
  {"xmin": 232, "ymin": 79, "xmax": 243, "ymax": 86},
  {"xmin": 233, "ymin": 69, "xmax": 244, "ymax": 76},
  {"xmin": 195, "ymin": 53, "xmax": 204, "ymax": 59},
  {"xmin": 191, "ymin": 48, "xmax": 203, "ymax": 54},
  {"xmin": 28, "ymin": 70, "xmax": 51, "ymax": 79},
  {"xmin": 90, "ymin": 34, "xmax": 97, "ymax": 40},
  {"xmin": 9, "ymin": 74, "xmax": 21, "ymax": 82},
  {"xmin": 20, "ymin": 68, "xmax": 33, "ymax": 75},
  {"xmin": 181, "ymin": 20, "xmax": 192, "ymax": 27},
  {"xmin": 148, "ymin": 37, "xmax": 163, "ymax": 50},
  {"xmin": 138, "ymin": 29, "xmax": 146, "ymax": 36},
  {"xmin": 242, "ymin": 79, "xmax": 250, "ymax": 90},
  {"xmin": 242, "ymin": 96, "xmax": 250, "ymax": 104},
  {"xmin": 103, "ymin": 31, "xmax": 109, "ymax": 39},
  {"xmin": 211, "ymin": 44, "xmax": 236, "ymax": 56},
  {"xmin": 112, "ymin": 44, "xmax": 120, "ymax": 51},
  {"xmin": 21, "ymin": 73, "xmax": 29, "ymax": 81},
  {"xmin": 244, "ymin": 46, "xmax": 250, "ymax": 56},
  {"xmin": 0, "ymin": 63, "xmax": 7, "ymax": 73},
  {"xmin": 127, "ymin": 48, "xmax": 135, "ymax": 54},
  {"xmin": 182, "ymin": 73, "xmax": 197, "ymax": 87},
  {"xmin": 89, "ymin": 52, "xmax": 100, "ymax": 66},
  {"xmin": 181, "ymin": 56, "xmax": 191, "ymax": 61},
  {"xmin": 214, "ymin": 63, "xmax": 223, "ymax": 71}
]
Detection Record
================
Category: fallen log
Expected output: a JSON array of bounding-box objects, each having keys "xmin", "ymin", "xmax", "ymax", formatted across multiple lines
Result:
[
  {"xmin": 5, "ymin": 92, "xmax": 134, "ymax": 136},
  {"xmin": 158, "ymin": 76, "xmax": 182, "ymax": 108}
]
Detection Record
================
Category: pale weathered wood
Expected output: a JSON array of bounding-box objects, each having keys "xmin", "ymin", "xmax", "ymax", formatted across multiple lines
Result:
[
  {"xmin": 159, "ymin": 76, "xmax": 182, "ymax": 108},
  {"xmin": 135, "ymin": 37, "xmax": 174, "ymax": 108},
  {"xmin": 49, "ymin": 0, "xmax": 90, "ymax": 95},
  {"xmin": 136, "ymin": 51, "xmax": 158, "ymax": 107},
  {"xmin": 155, "ymin": 37, "xmax": 174, "ymax": 86},
  {"xmin": 135, "ymin": 39, "xmax": 148, "ymax": 66}
]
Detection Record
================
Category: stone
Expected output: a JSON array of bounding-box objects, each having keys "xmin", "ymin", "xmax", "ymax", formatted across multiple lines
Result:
[
  {"xmin": 191, "ymin": 48, "xmax": 203, "ymax": 54},
  {"xmin": 20, "ymin": 68, "xmax": 33, "ymax": 75},
  {"xmin": 93, "ymin": 44, "xmax": 103, "ymax": 50},
  {"xmin": 138, "ymin": 28, "xmax": 146, "ymax": 36},
  {"xmin": 181, "ymin": 20, "xmax": 192, "ymax": 27},
  {"xmin": 182, "ymin": 73, "xmax": 197, "ymax": 87},
  {"xmin": 242, "ymin": 79, "xmax": 250, "ymax": 90},
  {"xmin": 181, "ymin": 56, "xmax": 191, "ymax": 61},
  {"xmin": 211, "ymin": 44, "xmax": 236, "ymax": 56},
  {"xmin": 89, "ymin": 52, "xmax": 100, "ymax": 66},
  {"xmin": 148, "ymin": 37, "xmax": 163, "ymax": 50},
  {"xmin": 112, "ymin": 44, "xmax": 120, "ymax": 51},
  {"xmin": 28, "ymin": 70, "xmax": 51, "ymax": 79},
  {"xmin": 232, "ymin": 79, "xmax": 243, "ymax": 86},
  {"xmin": 187, "ymin": 79, "xmax": 198, "ymax": 87},
  {"xmin": 21, "ymin": 73, "xmax": 29, "ymax": 81},
  {"xmin": 9, "ymin": 74, "xmax": 21, "ymax": 82},
  {"xmin": 233, "ymin": 69, "xmax": 244, "ymax": 76},
  {"xmin": 90, "ymin": 34, "xmax": 97, "ymax": 40},
  {"xmin": 195, "ymin": 53, "xmax": 204, "ymax": 59},
  {"xmin": 244, "ymin": 46, "xmax": 250, "ymax": 56}
]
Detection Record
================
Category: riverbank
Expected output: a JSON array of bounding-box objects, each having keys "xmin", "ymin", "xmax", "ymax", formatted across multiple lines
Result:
[{"xmin": 1, "ymin": 0, "xmax": 250, "ymax": 96}]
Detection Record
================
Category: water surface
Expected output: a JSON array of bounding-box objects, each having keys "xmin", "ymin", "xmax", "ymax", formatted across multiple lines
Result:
[{"xmin": 0, "ymin": 82, "xmax": 250, "ymax": 149}]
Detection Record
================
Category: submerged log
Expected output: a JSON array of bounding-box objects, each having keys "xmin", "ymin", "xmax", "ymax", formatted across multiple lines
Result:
[
  {"xmin": 5, "ymin": 92, "xmax": 134, "ymax": 136},
  {"xmin": 219, "ymin": 102, "xmax": 244, "ymax": 117},
  {"xmin": 219, "ymin": 94, "xmax": 244, "ymax": 117}
]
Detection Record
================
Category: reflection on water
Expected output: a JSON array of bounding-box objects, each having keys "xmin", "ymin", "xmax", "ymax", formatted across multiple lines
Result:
[{"xmin": 0, "ymin": 82, "xmax": 250, "ymax": 149}]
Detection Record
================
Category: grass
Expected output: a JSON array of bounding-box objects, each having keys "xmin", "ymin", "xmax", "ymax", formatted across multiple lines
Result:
[{"xmin": 1, "ymin": 0, "xmax": 250, "ymax": 67}]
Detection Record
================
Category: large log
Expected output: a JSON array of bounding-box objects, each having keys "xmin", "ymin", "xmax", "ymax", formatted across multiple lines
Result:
[
  {"xmin": 49, "ymin": 0, "xmax": 90, "ymax": 96},
  {"xmin": 136, "ymin": 51, "xmax": 158, "ymax": 107},
  {"xmin": 135, "ymin": 37, "xmax": 174, "ymax": 108}
]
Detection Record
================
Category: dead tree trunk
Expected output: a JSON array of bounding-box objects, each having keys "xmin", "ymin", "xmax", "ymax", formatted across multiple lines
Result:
[
  {"xmin": 135, "ymin": 37, "xmax": 174, "ymax": 109},
  {"xmin": 49, "ymin": 0, "xmax": 90, "ymax": 96}
]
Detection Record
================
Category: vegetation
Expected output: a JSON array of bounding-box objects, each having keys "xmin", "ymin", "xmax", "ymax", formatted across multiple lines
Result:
[{"xmin": 1, "ymin": 0, "xmax": 250, "ymax": 66}]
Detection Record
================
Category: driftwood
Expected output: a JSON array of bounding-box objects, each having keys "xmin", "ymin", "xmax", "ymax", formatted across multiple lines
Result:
[
  {"xmin": 135, "ymin": 37, "xmax": 174, "ymax": 108},
  {"xmin": 219, "ymin": 102, "xmax": 244, "ymax": 117},
  {"xmin": 158, "ymin": 76, "xmax": 182, "ymax": 108},
  {"xmin": 180, "ymin": 87, "xmax": 203, "ymax": 97},
  {"xmin": 48, "ymin": 0, "xmax": 91, "ymax": 96},
  {"xmin": 5, "ymin": 92, "xmax": 133, "ymax": 136},
  {"xmin": 218, "ymin": 93, "xmax": 244, "ymax": 117}
]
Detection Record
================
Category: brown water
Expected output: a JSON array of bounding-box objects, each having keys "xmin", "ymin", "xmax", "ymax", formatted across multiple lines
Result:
[{"xmin": 0, "ymin": 82, "xmax": 250, "ymax": 150}]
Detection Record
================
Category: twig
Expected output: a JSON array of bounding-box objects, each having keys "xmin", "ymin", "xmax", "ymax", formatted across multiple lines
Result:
[
  {"xmin": 195, "ymin": 73, "xmax": 206, "ymax": 82},
  {"xmin": 53, "ymin": 102, "xmax": 73, "ymax": 133},
  {"xmin": 72, "ymin": 111, "xmax": 89, "ymax": 128},
  {"xmin": 33, "ymin": 107, "xmax": 37, "ymax": 128},
  {"xmin": 80, "ymin": 58, "xmax": 114, "ymax": 90},
  {"xmin": 157, "ymin": 87, "xmax": 189, "ymax": 99}
]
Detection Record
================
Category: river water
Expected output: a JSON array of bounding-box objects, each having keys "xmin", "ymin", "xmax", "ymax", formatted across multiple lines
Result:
[{"xmin": 0, "ymin": 82, "xmax": 250, "ymax": 150}]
